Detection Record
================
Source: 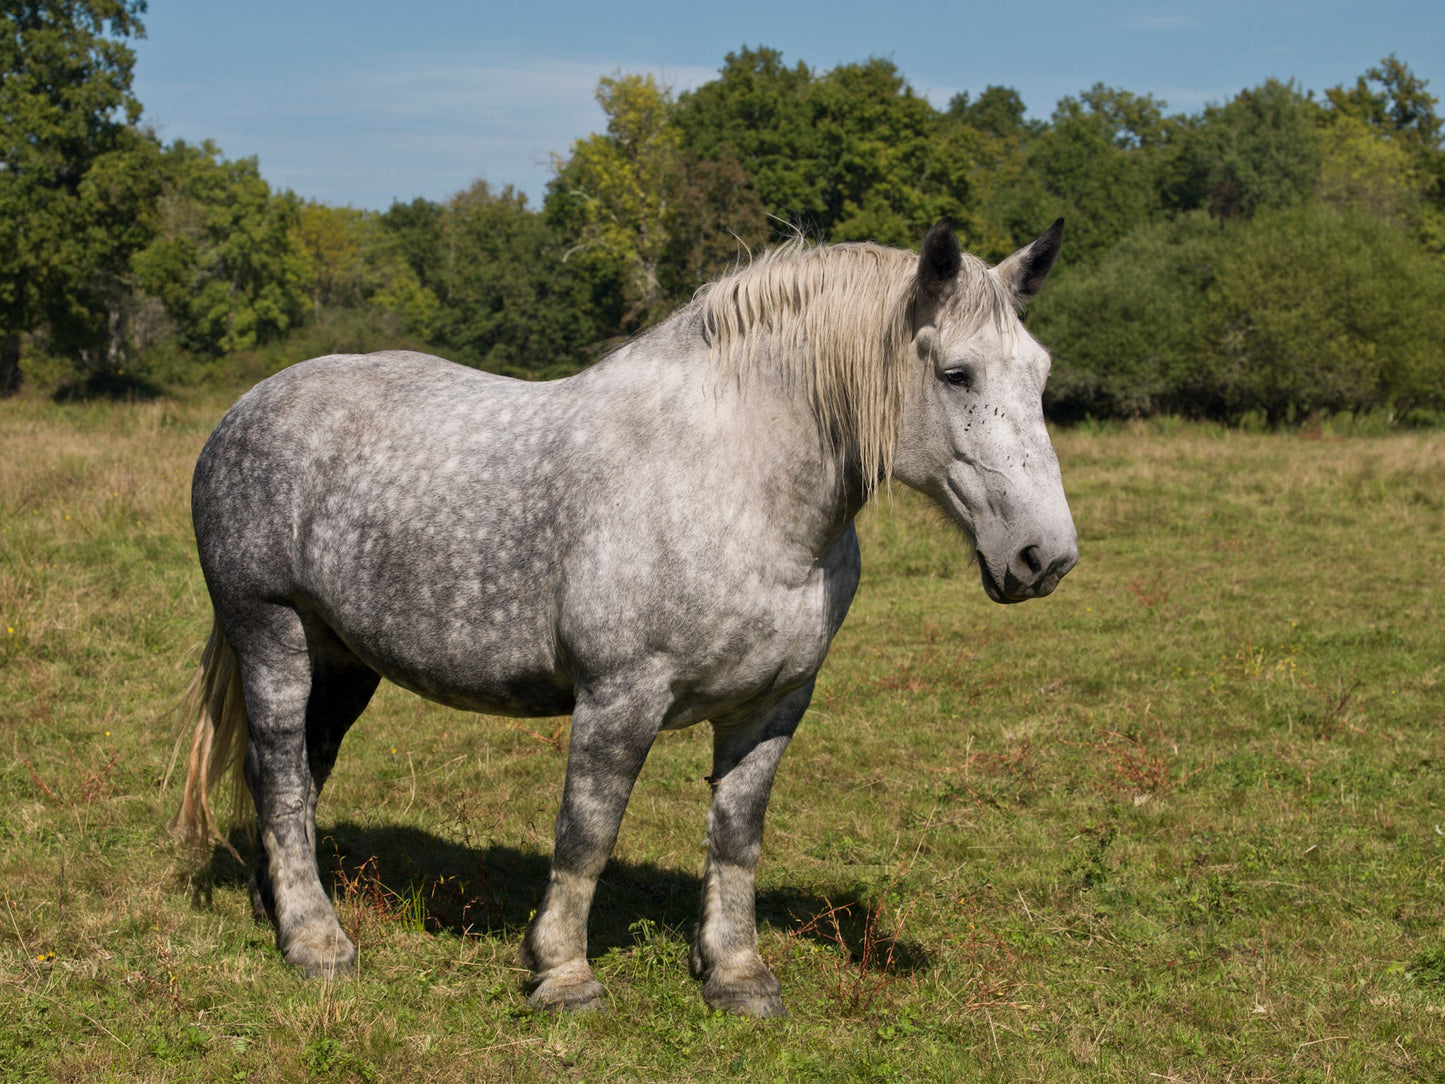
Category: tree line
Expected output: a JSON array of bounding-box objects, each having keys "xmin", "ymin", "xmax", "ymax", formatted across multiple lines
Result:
[{"xmin": 5, "ymin": 2, "xmax": 1444, "ymax": 423}]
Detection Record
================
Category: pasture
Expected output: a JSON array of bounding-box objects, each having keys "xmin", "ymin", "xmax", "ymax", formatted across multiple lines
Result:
[{"xmin": 1, "ymin": 390, "xmax": 1443, "ymax": 1082}]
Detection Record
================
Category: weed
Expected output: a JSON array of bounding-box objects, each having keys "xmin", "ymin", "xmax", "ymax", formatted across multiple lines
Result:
[
  {"xmin": 1071, "ymin": 712, "xmax": 1201, "ymax": 800},
  {"xmin": 330, "ymin": 852, "xmax": 429, "ymax": 945},
  {"xmin": 1300, "ymin": 674, "xmax": 1365, "ymax": 737},
  {"xmin": 504, "ymin": 720, "xmax": 569, "ymax": 756},
  {"xmin": 1126, "ymin": 570, "xmax": 1171, "ymax": 608},
  {"xmin": 1407, "ymin": 948, "xmax": 1445, "ymax": 988},
  {"xmin": 789, "ymin": 876, "xmax": 920, "ymax": 1015},
  {"xmin": 22, "ymin": 750, "xmax": 119, "ymax": 805}
]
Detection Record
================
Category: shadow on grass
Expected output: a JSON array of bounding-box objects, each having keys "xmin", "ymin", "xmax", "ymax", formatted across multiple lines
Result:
[
  {"xmin": 51, "ymin": 371, "xmax": 164, "ymax": 402},
  {"xmin": 190, "ymin": 822, "xmax": 928, "ymax": 972}
]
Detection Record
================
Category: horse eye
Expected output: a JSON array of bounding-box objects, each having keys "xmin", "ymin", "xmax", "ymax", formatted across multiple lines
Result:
[{"xmin": 944, "ymin": 368, "xmax": 975, "ymax": 390}]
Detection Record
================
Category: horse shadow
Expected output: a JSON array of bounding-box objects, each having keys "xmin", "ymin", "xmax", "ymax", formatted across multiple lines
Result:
[
  {"xmin": 51, "ymin": 371, "xmax": 164, "ymax": 402},
  {"xmin": 193, "ymin": 822, "xmax": 929, "ymax": 972}
]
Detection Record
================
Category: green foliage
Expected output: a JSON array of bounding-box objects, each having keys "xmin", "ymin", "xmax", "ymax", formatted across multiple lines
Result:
[
  {"xmin": 670, "ymin": 49, "xmax": 960, "ymax": 247},
  {"xmin": 547, "ymin": 74, "xmax": 684, "ymax": 327},
  {"xmin": 1317, "ymin": 113, "xmax": 1421, "ymax": 220},
  {"xmin": 1033, "ymin": 213, "xmax": 1219, "ymax": 420},
  {"xmin": 1036, "ymin": 204, "xmax": 1445, "ymax": 422},
  {"xmin": 432, "ymin": 181, "xmax": 611, "ymax": 375},
  {"xmin": 1010, "ymin": 86, "xmax": 1168, "ymax": 264},
  {"xmin": 946, "ymin": 85, "xmax": 1034, "ymax": 139},
  {"xmin": 1326, "ymin": 54, "xmax": 1443, "ymax": 156},
  {"xmin": 0, "ymin": 0, "xmax": 150, "ymax": 392},
  {"xmin": 795, "ymin": 58, "xmax": 943, "ymax": 245},
  {"xmin": 132, "ymin": 140, "xmax": 312, "ymax": 358},
  {"xmin": 1205, "ymin": 204, "xmax": 1445, "ymax": 421},
  {"xmin": 671, "ymin": 47, "xmax": 821, "ymax": 228},
  {"xmin": 380, "ymin": 196, "xmax": 446, "ymax": 288},
  {"xmin": 1166, "ymin": 79, "xmax": 1323, "ymax": 221}
]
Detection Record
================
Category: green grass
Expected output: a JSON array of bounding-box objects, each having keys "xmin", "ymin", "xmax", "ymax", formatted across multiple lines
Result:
[{"xmin": 3, "ymin": 391, "xmax": 1444, "ymax": 1082}]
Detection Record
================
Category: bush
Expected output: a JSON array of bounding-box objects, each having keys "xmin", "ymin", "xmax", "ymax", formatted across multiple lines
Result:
[
  {"xmin": 1032, "ymin": 212, "xmax": 1220, "ymax": 420},
  {"xmin": 1033, "ymin": 204, "xmax": 1445, "ymax": 423},
  {"xmin": 1211, "ymin": 204, "xmax": 1445, "ymax": 421}
]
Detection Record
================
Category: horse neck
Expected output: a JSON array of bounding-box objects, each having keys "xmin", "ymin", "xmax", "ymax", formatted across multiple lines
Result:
[{"xmin": 584, "ymin": 320, "xmax": 868, "ymax": 555}]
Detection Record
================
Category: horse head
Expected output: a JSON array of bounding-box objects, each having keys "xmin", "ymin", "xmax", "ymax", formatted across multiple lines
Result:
[{"xmin": 894, "ymin": 219, "xmax": 1078, "ymax": 603}]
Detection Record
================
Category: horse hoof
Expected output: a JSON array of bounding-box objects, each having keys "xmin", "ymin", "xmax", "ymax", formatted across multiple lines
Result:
[
  {"xmin": 528, "ymin": 978, "xmax": 607, "ymax": 1013},
  {"xmin": 283, "ymin": 930, "xmax": 357, "ymax": 978},
  {"xmin": 705, "ymin": 989, "xmax": 788, "ymax": 1018},
  {"xmin": 290, "ymin": 955, "xmax": 356, "ymax": 980},
  {"xmin": 702, "ymin": 968, "xmax": 787, "ymax": 1018}
]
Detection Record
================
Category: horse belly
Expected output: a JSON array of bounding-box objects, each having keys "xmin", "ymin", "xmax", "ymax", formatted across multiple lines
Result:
[
  {"xmin": 297, "ymin": 514, "xmax": 573, "ymax": 717},
  {"xmin": 308, "ymin": 582, "xmax": 575, "ymax": 717}
]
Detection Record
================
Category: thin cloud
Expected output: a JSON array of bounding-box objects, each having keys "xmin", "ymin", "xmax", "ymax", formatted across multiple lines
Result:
[
  {"xmin": 140, "ymin": 51, "xmax": 716, "ymax": 209},
  {"xmin": 1123, "ymin": 13, "xmax": 1203, "ymax": 31}
]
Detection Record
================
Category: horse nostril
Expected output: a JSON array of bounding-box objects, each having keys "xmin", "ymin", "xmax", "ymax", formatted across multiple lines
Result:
[{"xmin": 1020, "ymin": 544, "xmax": 1043, "ymax": 576}]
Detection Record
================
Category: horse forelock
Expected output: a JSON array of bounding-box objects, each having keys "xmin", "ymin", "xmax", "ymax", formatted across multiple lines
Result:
[{"xmin": 697, "ymin": 239, "xmax": 1012, "ymax": 495}]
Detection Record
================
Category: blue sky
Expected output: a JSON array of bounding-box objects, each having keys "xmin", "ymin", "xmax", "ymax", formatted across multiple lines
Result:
[{"xmin": 130, "ymin": 1, "xmax": 1443, "ymax": 211}]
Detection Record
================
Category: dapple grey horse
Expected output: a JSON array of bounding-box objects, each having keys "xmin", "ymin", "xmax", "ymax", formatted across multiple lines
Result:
[{"xmin": 172, "ymin": 218, "xmax": 1077, "ymax": 1017}]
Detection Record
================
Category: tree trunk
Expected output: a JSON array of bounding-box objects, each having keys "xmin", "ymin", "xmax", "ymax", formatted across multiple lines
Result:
[{"xmin": 0, "ymin": 334, "xmax": 20, "ymax": 398}]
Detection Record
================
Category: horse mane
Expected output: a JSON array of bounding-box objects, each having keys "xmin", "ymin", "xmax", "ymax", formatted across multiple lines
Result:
[{"xmin": 697, "ymin": 236, "xmax": 1011, "ymax": 494}]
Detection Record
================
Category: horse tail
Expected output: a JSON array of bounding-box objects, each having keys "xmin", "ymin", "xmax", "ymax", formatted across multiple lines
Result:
[{"xmin": 168, "ymin": 616, "xmax": 252, "ymax": 851}]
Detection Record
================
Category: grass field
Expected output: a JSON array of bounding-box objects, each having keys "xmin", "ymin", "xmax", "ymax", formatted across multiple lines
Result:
[{"xmin": 2, "ymin": 388, "xmax": 1444, "ymax": 1082}]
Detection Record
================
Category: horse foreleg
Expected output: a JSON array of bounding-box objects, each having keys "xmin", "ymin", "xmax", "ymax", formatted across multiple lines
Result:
[
  {"xmin": 691, "ymin": 682, "xmax": 813, "ymax": 1018},
  {"xmin": 521, "ymin": 690, "xmax": 659, "ymax": 1011}
]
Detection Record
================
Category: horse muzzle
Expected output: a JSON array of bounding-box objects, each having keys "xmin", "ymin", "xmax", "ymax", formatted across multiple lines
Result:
[{"xmin": 979, "ymin": 535, "xmax": 1079, "ymax": 604}]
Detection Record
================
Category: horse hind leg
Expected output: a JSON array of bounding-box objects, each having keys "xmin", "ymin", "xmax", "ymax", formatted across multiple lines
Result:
[
  {"xmin": 233, "ymin": 605, "xmax": 377, "ymax": 978},
  {"xmin": 266, "ymin": 630, "xmax": 381, "ymax": 927}
]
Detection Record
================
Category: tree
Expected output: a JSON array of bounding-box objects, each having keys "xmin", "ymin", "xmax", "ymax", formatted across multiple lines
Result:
[
  {"xmin": 133, "ymin": 140, "xmax": 312, "ymax": 357},
  {"xmin": 380, "ymin": 196, "xmax": 445, "ymax": 291},
  {"xmin": 938, "ymin": 88, "xmax": 1049, "ymax": 260},
  {"xmin": 41, "ymin": 126, "xmax": 162, "ymax": 375},
  {"xmin": 1032, "ymin": 213, "xmax": 1220, "ymax": 419},
  {"xmin": 547, "ymin": 73, "xmax": 682, "ymax": 328},
  {"xmin": 0, "ymin": 0, "xmax": 149, "ymax": 393},
  {"xmin": 295, "ymin": 201, "xmax": 441, "ymax": 338},
  {"xmin": 435, "ymin": 181, "xmax": 612, "ymax": 375},
  {"xmin": 672, "ymin": 47, "xmax": 823, "ymax": 230},
  {"xmin": 946, "ymin": 85, "xmax": 1034, "ymax": 140},
  {"xmin": 1326, "ymin": 55, "xmax": 1442, "ymax": 154},
  {"xmin": 1165, "ymin": 79, "xmax": 1322, "ymax": 221},
  {"xmin": 803, "ymin": 58, "xmax": 944, "ymax": 245},
  {"xmin": 673, "ymin": 50, "xmax": 961, "ymax": 248},
  {"xmin": 1204, "ymin": 205, "xmax": 1445, "ymax": 422},
  {"xmin": 1325, "ymin": 56, "xmax": 1445, "ymax": 249},
  {"xmin": 1316, "ymin": 113, "xmax": 1418, "ymax": 221},
  {"xmin": 656, "ymin": 146, "xmax": 767, "ymax": 300},
  {"xmin": 1016, "ymin": 86, "xmax": 1169, "ymax": 264}
]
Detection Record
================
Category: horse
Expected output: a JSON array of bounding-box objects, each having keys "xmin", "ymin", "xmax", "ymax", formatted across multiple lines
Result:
[{"xmin": 171, "ymin": 218, "xmax": 1078, "ymax": 1018}]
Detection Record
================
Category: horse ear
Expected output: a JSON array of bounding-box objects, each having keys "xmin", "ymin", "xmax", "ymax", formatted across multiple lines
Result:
[
  {"xmin": 917, "ymin": 218, "xmax": 963, "ymax": 304},
  {"xmin": 995, "ymin": 218, "xmax": 1064, "ymax": 308}
]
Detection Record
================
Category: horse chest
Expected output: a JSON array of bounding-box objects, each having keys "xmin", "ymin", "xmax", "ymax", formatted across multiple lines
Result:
[{"xmin": 645, "ymin": 528, "xmax": 861, "ymax": 726}]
